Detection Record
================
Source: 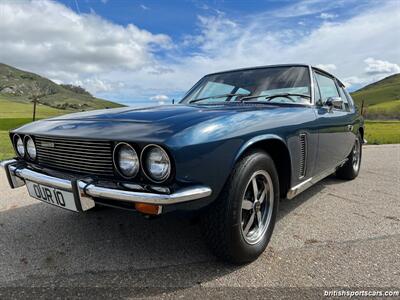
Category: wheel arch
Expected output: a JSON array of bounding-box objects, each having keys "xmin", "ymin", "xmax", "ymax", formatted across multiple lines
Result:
[{"xmin": 234, "ymin": 135, "xmax": 292, "ymax": 198}]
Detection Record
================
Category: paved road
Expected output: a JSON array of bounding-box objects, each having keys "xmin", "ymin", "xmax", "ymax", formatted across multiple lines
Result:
[{"xmin": 0, "ymin": 145, "xmax": 399, "ymax": 298}]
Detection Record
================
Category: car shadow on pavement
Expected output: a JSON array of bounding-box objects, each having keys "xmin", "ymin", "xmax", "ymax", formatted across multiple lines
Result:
[{"xmin": 0, "ymin": 176, "xmax": 340, "ymax": 293}]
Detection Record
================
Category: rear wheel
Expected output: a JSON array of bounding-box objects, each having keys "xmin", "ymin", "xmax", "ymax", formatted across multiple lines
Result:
[
  {"xmin": 336, "ymin": 132, "xmax": 362, "ymax": 180},
  {"xmin": 201, "ymin": 150, "xmax": 279, "ymax": 264}
]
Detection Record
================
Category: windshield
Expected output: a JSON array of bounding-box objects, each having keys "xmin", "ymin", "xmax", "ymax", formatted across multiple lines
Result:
[{"xmin": 181, "ymin": 66, "xmax": 311, "ymax": 104}]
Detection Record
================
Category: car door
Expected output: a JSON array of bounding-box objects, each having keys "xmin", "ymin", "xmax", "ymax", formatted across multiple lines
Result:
[{"xmin": 313, "ymin": 70, "xmax": 354, "ymax": 174}]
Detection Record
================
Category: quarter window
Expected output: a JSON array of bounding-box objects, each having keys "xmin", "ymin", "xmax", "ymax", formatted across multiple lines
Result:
[
  {"xmin": 315, "ymin": 73, "xmax": 339, "ymax": 103},
  {"xmin": 338, "ymin": 85, "xmax": 350, "ymax": 111},
  {"xmin": 313, "ymin": 73, "xmax": 322, "ymax": 104}
]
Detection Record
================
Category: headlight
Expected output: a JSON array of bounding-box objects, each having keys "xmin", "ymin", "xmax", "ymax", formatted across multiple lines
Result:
[
  {"xmin": 14, "ymin": 135, "xmax": 25, "ymax": 157},
  {"xmin": 25, "ymin": 136, "xmax": 37, "ymax": 160},
  {"xmin": 141, "ymin": 145, "xmax": 171, "ymax": 182},
  {"xmin": 114, "ymin": 143, "xmax": 139, "ymax": 178}
]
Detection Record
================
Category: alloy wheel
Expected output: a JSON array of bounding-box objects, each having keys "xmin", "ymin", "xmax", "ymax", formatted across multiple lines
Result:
[{"xmin": 240, "ymin": 170, "xmax": 274, "ymax": 245}]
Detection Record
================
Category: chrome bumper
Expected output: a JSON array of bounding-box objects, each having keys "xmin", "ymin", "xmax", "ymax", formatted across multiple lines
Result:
[{"xmin": 0, "ymin": 159, "xmax": 212, "ymax": 212}]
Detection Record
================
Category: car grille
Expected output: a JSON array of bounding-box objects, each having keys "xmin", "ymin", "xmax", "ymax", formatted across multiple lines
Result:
[{"xmin": 35, "ymin": 136, "xmax": 114, "ymax": 176}]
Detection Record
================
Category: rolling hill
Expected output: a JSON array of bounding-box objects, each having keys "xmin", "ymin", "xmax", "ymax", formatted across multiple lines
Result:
[
  {"xmin": 0, "ymin": 63, "xmax": 123, "ymax": 110},
  {"xmin": 351, "ymin": 73, "xmax": 400, "ymax": 120}
]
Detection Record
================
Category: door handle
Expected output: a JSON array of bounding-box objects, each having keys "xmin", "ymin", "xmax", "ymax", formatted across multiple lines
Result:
[{"xmin": 347, "ymin": 125, "xmax": 353, "ymax": 131}]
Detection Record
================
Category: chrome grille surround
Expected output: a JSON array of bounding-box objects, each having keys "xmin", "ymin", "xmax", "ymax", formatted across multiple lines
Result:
[{"xmin": 34, "ymin": 136, "xmax": 114, "ymax": 176}]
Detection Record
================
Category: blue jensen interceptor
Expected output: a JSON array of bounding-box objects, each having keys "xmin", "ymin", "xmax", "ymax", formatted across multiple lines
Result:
[{"xmin": 1, "ymin": 64, "xmax": 364, "ymax": 263}]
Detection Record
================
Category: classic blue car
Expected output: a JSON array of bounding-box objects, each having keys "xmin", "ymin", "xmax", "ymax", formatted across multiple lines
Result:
[{"xmin": 1, "ymin": 64, "xmax": 364, "ymax": 263}]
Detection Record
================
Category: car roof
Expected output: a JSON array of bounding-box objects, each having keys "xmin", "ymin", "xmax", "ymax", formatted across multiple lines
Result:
[{"xmin": 207, "ymin": 64, "xmax": 345, "ymax": 87}]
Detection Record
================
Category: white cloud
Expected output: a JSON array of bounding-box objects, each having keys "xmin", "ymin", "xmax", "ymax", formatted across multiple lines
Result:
[
  {"xmin": 73, "ymin": 78, "xmax": 125, "ymax": 94},
  {"xmin": 150, "ymin": 94, "xmax": 169, "ymax": 104},
  {"xmin": 364, "ymin": 57, "xmax": 400, "ymax": 75},
  {"xmin": 315, "ymin": 64, "xmax": 337, "ymax": 72},
  {"xmin": 342, "ymin": 76, "xmax": 365, "ymax": 88},
  {"xmin": 269, "ymin": 0, "xmax": 348, "ymax": 18},
  {"xmin": 150, "ymin": 94, "xmax": 169, "ymax": 101},
  {"xmin": 319, "ymin": 12, "xmax": 337, "ymax": 20},
  {"xmin": 0, "ymin": 0, "xmax": 170, "ymax": 83},
  {"xmin": 0, "ymin": 0, "xmax": 399, "ymax": 103},
  {"xmin": 140, "ymin": 4, "xmax": 149, "ymax": 10}
]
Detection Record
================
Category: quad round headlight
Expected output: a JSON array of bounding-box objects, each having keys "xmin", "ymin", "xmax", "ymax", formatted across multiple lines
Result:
[
  {"xmin": 14, "ymin": 135, "xmax": 25, "ymax": 157},
  {"xmin": 141, "ymin": 145, "xmax": 171, "ymax": 182},
  {"xmin": 25, "ymin": 136, "xmax": 37, "ymax": 160},
  {"xmin": 114, "ymin": 143, "xmax": 139, "ymax": 178}
]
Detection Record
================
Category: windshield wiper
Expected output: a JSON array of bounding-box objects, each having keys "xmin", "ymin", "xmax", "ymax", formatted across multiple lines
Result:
[
  {"xmin": 240, "ymin": 93, "xmax": 311, "ymax": 102},
  {"xmin": 189, "ymin": 93, "xmax": 250, "ymax": 104}
]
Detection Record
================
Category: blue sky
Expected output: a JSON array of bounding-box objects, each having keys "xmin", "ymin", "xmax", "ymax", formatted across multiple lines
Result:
[{"xmin": 0, "ymin": 0, "xmax": 399, "ymax": 106}]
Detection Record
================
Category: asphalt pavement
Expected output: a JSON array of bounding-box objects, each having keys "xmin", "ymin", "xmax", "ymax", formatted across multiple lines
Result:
[{"xmin": 0, "ymin": 144, "xmax": 399, "ymax": 299}]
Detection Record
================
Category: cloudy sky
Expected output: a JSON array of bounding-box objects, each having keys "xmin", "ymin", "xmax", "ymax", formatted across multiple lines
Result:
[{"xmin": 0, "ymin": 0, "xmax": 399, "ymax": 106}]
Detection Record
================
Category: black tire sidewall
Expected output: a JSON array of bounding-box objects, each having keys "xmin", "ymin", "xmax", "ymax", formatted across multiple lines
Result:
[
  {"xmin": 225, "ymin": 150, "xmax": 279, "ymax": 263},
  {"xmin": 336, "ymin": 132, "xmax": 362, "ymax": 180}
]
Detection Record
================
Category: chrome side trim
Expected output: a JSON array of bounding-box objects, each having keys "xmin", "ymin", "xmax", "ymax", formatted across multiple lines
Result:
[
  {"xmin": 1, "ymin": 161, "xmax": 212, "ymax": 208},
  {"xmin": 287, "ymin": 158, "xmax": 348, "ymax": 199}
]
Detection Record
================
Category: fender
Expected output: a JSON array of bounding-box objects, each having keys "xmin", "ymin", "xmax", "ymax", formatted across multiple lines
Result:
[{"xmin": 234, "ymin": 134, "xmax": 288, "ymax": 162}]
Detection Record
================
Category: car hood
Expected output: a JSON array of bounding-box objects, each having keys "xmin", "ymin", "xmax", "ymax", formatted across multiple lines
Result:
[{"xmin": 13, "ymin": 104, "xmax": 307, "ymax": 146}]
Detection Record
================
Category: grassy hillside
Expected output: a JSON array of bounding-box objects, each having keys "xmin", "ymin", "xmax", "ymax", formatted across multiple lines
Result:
[
  {"xmin": 351, "ymin": 73, "xmax": 400, "ymax": 107},
  {"xmin": 0, "ymin": 98, "xmax": 71, "ymax": 159},
  {"xmin": 0, "ymin": 95, "xmax": 67, "ymax": 118},
  {"xmin": 0, "ymin": 63, "xmax": 124, "ymax": 160},
  {"xmin": 363, "ymin": 100, "xmax": 400, "ymax": 120},
  {"xmin": 0, "ymin": 63, "xmax": 123, "ymax": 110},
  {"xmin": 350, "ymin": 73, "xmax": 400, "ymax": 120}
]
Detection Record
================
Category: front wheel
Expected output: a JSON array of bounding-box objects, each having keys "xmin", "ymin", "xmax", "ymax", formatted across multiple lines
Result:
[
  {"xmin": 201, "ymin": 150, "xmax": 279, "ymax": 264},
  {"xmin": 336, "ymin": 132, "xmax": 362, "ymax": 180}
]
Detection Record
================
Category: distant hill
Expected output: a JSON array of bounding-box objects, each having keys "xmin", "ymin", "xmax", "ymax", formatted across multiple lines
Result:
[
  {"xmin": 350, "ymin": 73, "xmax": 400, "ymax": 120},
  {"xmin": 0, "ymin": 63, "xmax": 123, "ymax": 110},
  {"xmin": 351, "ymin": 73, "xmax": 400, "ymax": 106}
]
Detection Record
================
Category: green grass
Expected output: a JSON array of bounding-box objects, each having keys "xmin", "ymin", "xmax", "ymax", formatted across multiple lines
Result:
[
  {"xmin": 365, "ymin": 121, "xmax": 400, "ymax": 144},
  {"xmin": 0, "ymin": 63, "xmax": 123, "ymax": 111},
  {"xmin": 364, "ymin": 100, "xmax": 400, "ymax": 120},
  {"xmin": 0, "ymin": 98, "xmax": 70, "ymax": 160},
  {"xmin": 0, "ymin": 97, "xmax": 67, "ymax": 118},
  {"xmin": 0, "ymin": 131, "xmax": 13, "ymax": 160}
]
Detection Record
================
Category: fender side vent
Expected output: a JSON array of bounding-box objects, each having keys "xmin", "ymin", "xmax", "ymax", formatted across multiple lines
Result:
[{"xmin": 299, "ymin": 133, "xmax": 307, "ymax": 179}]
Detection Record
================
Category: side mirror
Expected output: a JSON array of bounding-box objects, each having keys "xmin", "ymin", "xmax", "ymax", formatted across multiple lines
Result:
[{"xmin": 325, "ymin": 97, "xmax": 343, "ymax": 111}]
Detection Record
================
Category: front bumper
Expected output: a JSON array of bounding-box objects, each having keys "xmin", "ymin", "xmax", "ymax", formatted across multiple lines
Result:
[{"xmin": 0, "ymin": 159, "xmax": 212, "ymax": 212}]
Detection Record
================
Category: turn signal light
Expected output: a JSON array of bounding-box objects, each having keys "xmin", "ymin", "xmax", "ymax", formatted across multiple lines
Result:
[{"xmin": 134, "ymin": 203, "xmax": 162, "ymax": 215}]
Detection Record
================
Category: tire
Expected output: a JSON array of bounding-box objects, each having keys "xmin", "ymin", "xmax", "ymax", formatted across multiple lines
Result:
[
  {"xmin": 336, "ymin": 132, "xmax": 362, "ymax": 180},
  {"xmin": 201, "ymin": 149, "xmax": 279, "ymax": 264}
]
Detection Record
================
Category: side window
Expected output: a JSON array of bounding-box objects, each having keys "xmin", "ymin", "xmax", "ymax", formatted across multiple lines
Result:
[
  {"xmin": 343, "ymin": 88, "xmax": 355, "ymax": 109},
  {"xmin": 338, "ymin": 84, "xmax": 350, "ymax": 111},
  {"xmin": 313, "ymin": 73, "xmax": 322, "ymax": 105},
  {"xmin": 315, "ymin": 73, "xmax": 340, "ymax": 103}
]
